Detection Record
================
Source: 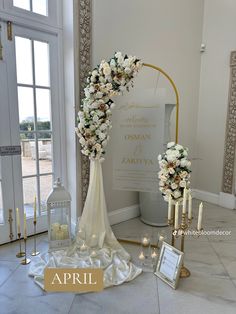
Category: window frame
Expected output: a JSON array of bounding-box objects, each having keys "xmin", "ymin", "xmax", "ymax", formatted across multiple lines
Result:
[{"xmin": 2, "ymin": 0, "xmax": 62, "ymax": 29}]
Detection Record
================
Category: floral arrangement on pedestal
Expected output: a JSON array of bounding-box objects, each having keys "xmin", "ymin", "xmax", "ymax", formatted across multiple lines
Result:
[
  {"xmin": 158, "ymin": 142, "xmax": 191, "ymax": 202},
  {"xmin": 76, "ymin": 52, "xmax": 142, "ymax": 160}
]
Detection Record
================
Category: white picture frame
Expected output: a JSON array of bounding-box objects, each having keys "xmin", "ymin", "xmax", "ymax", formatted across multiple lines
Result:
[{"xmin": 154, "ymin": 242, "xmax": 184, "ymax": 289}]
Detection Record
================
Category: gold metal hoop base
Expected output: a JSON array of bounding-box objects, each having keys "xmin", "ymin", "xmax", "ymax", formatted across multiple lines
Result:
[
  {"xmin": 180, "ymin": 265, "xmax": 191, "ymax": 278},
  {"xmin": 21, "ymin": 258, "xmax": 31, "ymax": 265},
  {"xmin": 31, "ymin": 251, "xmax": 40, "ymax": 256},
  {"xmin": 16, "ymin": 252, "xmax": 25, "ymax": 258}
]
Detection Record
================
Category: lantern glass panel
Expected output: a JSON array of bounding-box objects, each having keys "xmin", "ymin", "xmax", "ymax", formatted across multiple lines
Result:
[{"xmin": 50, "ymin": 207, "xmax": 70, "ymax": 241}]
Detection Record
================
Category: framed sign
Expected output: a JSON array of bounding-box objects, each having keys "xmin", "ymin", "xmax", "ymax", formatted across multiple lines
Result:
[{"xmin": 154, "ymin": 242, "xmax": 183, "ymax": 289}]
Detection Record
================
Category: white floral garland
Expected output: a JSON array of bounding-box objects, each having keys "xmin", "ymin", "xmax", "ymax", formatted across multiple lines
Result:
[
  {"xmin": 158, "ymin": 142, "xmax": 191, "ymax": 202},
  {"xmin": 76, "ymin": 52, "xmax": 142, "ymax": 160}
]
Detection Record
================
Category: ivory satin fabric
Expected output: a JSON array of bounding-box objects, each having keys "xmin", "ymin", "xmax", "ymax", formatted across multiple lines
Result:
[{"xmin": 29, "ymin": 160, "xmax": 142, "ymax": 289}]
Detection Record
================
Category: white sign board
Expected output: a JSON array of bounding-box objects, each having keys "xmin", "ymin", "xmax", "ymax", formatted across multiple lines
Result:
[{"xmin": 112, "ymin": 90, "xmax": 173, "ymax": 192}]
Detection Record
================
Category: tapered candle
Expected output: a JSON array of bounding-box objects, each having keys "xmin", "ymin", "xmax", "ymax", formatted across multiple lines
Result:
[
  {"xmin": 188, "ymin": 194, "xmax": 192, "ymax": 219},
  {"xmin": 182, "ymin": 188, "xmax": 187, "ymax": 214},
  {"xmin": 197, "ymin": 202, "xmax": 203, "ymax": 231},
  {"xmin": 23, "ymin": 212, "xmax": 27, "ymax": 240},
  {"xmin": 174, "ymin": 202, "xmax": 179, "ymax": 229},
  {"xmin": 168, "ymin": 195, "xmax": 172, "ymax": 220},
  {"xmin": 139, "ymin": 251, "xmax": 145, "ymax": 261},
  {"xmin": 16, "ymin": 208, "xmax": 20, "ymax": 234},
  {"xmin": 34, "ymin": 196, "xmax": 37, "ymax": 223}
]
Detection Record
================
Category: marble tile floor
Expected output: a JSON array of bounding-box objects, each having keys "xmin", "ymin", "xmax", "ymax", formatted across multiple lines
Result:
[{"xmin": 1, "ymin": 200, "xmax": 236, "ymax": 314}]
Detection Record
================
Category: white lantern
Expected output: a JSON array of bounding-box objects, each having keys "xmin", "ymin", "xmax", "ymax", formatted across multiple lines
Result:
[{"xmin": 47, "ymin": 178, "xmax": 71, "ymax": 251}]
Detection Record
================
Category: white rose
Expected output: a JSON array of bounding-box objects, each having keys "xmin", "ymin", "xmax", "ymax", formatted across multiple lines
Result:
[
  {"xmin": 125, "ymin": 67, "xmax": 131, "ymax": 74},
  {"xmin": 180, "ymin": 159, "xmax": 188, "ymax": 167},
  {"xmin": 179, "ymin": 180, "xmax": 186, "ymax": 187},
  {"xmin": 79, "ymin": 137, "xmax": 86, "ymax": 145},
  {"xmin": 78, "ymin": 122, "xmax": 84, "ymax": 130},
  {"xmin": 171, "ymin": 183, "xmax": 178, "ymax": 190},
  {"xmin": 110, "ymin": 103, "xmax": 116, "ymax": 109},
  {"xmin": 167, "ymin": 154, "xmax": 176, "ymax": 162},
  {"xmin": 110, "ymin": 59, "xmax": 116, "ymax": 68},
  {"xmin": 164, "ymin": 195, "xmax": 169, "ymax": 202},
  {"xmin": 99, "ymin": 133, "xmax": 106, "ymax": 140},
  {"xmin": 103, "ymin": 66, "xmax": 111, "ymax": 76},
  {"xmin": 118, "ymin": 56, "xmax": 124, "ymax": 65},
  {"xmin": 173, "ymin": 190, "xmax": 181, "ymax": 199},
  {"xmin": 93, "ymin": 115, "xmax": 99, "ymax": 122},
  {"xmin": 92, "ymin": 70, "xmax": 98, "ymax": 76},
  {"xmin": 175, "ymin": 144, "xmax": 183, "ymax": 150},
  {"xmin": 89, "ymin": 86, "xmax": 95, "ymax": 93},
  {"xmin": 106, "ymin": 83, "xmax": 113, "ymax": 90},
  {"xmin": 167, "ymin": 142, "xmax": 175, "ymax": 149},
  {"xmin": 160, "ymin": 175, "xmax": 167, "ymax": 182},
  {"xmin": 95, "ymin": 143, "xmax": 101, "ymax": 151},
  {"xmin": 180, "ymin": 171, "xmax": 188, "ymax": 179},
  {"xmin": 102, "ymin": 140, "xmax": 108, "ymax": 147},
  {"xmin": 115, "ymin": 52, "xmax": 122, "ymax": 58},
  {"xmin": 85, "ymin": 89, "xmax": 90, "ymax": 98},
  {"xmin": 96, "ymin": 92, "xmax": 103, "ymax": 99},
  {"xmin": 158, "ymin": 154, "xmax": 162, "ymax": 161}
]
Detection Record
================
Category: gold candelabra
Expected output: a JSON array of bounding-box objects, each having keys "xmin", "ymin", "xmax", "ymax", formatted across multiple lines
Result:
[
  {"xmin": 16, "ymin": 233, "xmax": 25, "ymax": 258},
  {"xmin": 31, "ymin": 221, "xmax": 40, "ymax": 256},
  {"xmin": 177, "ymin": 212, "xmax": 192, "ymax": 278},
  {"xmin": 168, "ymin": 204, "xmax": 175, "ymax": 247}
]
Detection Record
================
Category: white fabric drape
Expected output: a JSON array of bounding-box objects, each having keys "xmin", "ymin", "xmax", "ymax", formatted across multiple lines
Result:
[{"xmin": 29, "ymin": 160, "xmax": 142, "ymax": 289}]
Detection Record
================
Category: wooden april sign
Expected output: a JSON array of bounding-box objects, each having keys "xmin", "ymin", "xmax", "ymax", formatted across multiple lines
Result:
[{"xmin": 44, "ymin": 268, "xmax": 104, "ymax": 292}]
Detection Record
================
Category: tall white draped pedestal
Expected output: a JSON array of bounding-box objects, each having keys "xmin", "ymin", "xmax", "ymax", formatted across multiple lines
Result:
[{"xmin": 29, "ymin": 160, "xmax": 142, "ymax": 289}]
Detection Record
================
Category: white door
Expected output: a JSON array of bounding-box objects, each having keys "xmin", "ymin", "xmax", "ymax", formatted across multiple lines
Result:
[{"xmin": 0, "ymin": 21, "xmax": 64, "ymax": 244}]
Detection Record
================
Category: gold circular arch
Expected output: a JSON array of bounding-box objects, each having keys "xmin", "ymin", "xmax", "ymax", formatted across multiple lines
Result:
[{"xmin": 143, "ymin": 63, "xmax": 179, "ymax": 143}]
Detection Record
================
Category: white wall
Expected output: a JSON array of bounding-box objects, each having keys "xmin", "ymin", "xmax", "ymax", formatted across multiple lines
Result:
[
  {"xmin": 92, "ymin": 0, "xmax": 204, "ymax": 212},
  {"xmin": 195, "ymin": 0, "xmax": 236, "ymax": 195}
]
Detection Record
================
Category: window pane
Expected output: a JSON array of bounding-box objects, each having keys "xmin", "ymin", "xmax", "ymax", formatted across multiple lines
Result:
[
  {"xmin": 34, "ymin": 41, "xmax": 50, "ymax": 86},
  {"xmin": 23, "ymin": 177, "xmax": 37, "ymax": 218},
  {"xmin": 18, "ymin": 86, "xmax": 35, "ymax": 130},
  {"xmin": 38, "ymin": 135, "xmax": 52, "ymax": 174},
  {"xmin": 0, "ymin": 181, "xmax": 4, "ymax": 224},
  {"xmin": 36, "ymin": 88, "xmax": 51, "ymax": 129},
  {"xmin": 21, "ymin": 136, "xmax": 37, "ymax": 177},
  {"xmin": 13, "ymin": 0, "xmax": 30, "ymax": 11},
  {"xmin": 32, "ymin": 0, "xmax": 48, "ymax": 16},
  {"xmin": 40, "ymin": 175, "xmax": 52, "ymax": 213},
  {"xmin": 15, "ymin": 37, "xmax": 33, "ymax": 85}
]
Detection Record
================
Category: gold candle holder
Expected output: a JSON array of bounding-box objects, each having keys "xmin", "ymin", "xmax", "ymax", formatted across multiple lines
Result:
[
  {"xmin": 21, "ymin": 238, "xmax": 31, "ymax": 265},
  {"xmin": 168, "ymin": 204, "xmax": 175, "ymax": 247},
  {"xmin": 31, "ymin": 221, "xmax": 40, "ymax": 256},
  {"xmin": 174, "ymin": 212, "xmax": 192, "ymax": 278},
  {"xmin": 16, "ymin": 233, "xmax": 25, "ymax": 258}
]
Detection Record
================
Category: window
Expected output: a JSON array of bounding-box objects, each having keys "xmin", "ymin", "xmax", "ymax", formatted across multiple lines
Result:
[{"xmin": 13, "ymin": 0, "xmax": 48, "ymax": 16}]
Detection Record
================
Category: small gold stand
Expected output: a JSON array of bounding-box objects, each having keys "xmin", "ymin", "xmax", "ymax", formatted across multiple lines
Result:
[
  {"xmin": 31, "ymin": 221, "xmax": 40, "ymax": 256},
  {"xmin": 21, "ymin": 239, "xmax": 31, "ymax": 265},
  {"xmin": 175, "ymin": 212, "xmax": 192, "ymax": 278},
  {"xmin": 168, "ymin": 204, "xmax": 175, "ymax": 247},
  {"xmin": 16, "ymin": 233, "xmax": 25, "ymax": 258}
]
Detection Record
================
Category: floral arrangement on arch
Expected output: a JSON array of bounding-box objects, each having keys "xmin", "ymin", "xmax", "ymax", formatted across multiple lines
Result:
[
  {"xmin": 158, "ymin": 142, "xmax": 191, "ymax": 202},
  {"xmin": 76, "ymin": 52, "xmax": 142, "ymax": 160}
]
